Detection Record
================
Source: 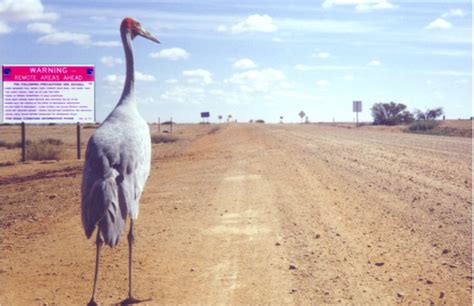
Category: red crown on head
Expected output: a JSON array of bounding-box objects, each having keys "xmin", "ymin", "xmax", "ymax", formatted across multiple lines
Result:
[{"xmin": 121, "ymin": 17, "xmax": 138, "ymax": 32}]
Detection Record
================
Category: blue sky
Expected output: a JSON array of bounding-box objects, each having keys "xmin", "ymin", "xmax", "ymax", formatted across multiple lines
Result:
[{"xmin": 0, "ymin": 0, "xmax": 471, "ymax": 123}]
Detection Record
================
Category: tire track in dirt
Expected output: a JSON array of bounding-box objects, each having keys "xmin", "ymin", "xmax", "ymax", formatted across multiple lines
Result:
[{"xmin": 0, "ymin": 124, "xmax": 471, "ymax": 304}]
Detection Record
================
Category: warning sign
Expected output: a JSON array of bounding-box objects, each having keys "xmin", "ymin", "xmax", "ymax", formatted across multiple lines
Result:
[{"xmin": 2, "ymin": 65, "xmax": 95, "ymax": 123}]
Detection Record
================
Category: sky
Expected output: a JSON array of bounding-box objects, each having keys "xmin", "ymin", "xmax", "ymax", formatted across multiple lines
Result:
[{"xmin": 0, "ymin": 0, "xmax": 472, "ymax": 123}]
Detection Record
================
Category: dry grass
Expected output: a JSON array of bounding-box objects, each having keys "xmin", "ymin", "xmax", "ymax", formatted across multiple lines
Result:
[
  {"xmin": 207, "ymin": 126, "xmax": 220, "ymax": 135},
  {"xmin": 405, "ymin": 120, "xmax": 472, "ymax": 137},
  {"xmin": 27, "ymin": 139, "xmax": 64, "ymax": 160},
  {"xmin": 151, "ymin": 134, "xmax": 178, "ymax": 144}
]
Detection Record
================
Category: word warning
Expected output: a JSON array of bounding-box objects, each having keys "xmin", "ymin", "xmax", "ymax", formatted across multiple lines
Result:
[{"xmin": 2, "ymin": 65, "xmax": 95, "ymax": 123}]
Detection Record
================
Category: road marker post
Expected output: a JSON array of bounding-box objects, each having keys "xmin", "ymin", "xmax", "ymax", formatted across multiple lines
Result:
[{"xmin": 21, "ymin": 122, "xmax": 26, "ymax": 162}]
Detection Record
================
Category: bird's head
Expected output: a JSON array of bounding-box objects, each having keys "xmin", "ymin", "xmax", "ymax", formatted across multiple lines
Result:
[{"xmin": 121, "ymin": 17, "xmax": 160, "ymax": 43}]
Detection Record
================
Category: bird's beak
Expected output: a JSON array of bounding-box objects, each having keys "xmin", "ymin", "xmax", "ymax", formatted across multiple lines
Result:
[{"xmin": 137, "ymin": 27, "xmax": 160, "ymax": 44}]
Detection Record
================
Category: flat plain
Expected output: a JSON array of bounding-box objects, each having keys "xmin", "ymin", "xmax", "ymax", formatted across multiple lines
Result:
[{"xmin": 0, "ymin": 122, "xmax": 472, "ymax": 304}]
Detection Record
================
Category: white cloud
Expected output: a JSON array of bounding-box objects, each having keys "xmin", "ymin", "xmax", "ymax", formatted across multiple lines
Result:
[
  {"xmin": 294, "ymin": 64, "xmax": 317, "ymax": 71},
  {"xmin": 104, "ymin": 74, "xmax": 122, "ymax": 86},
  {"xmin": 228, "ymin": 68, "xmax": 287, "ymax": 93},
  {"xmin": 160, "ymin": 85, "xmax": 206, "ymax": 104},
  {"xmin": 37, "ymin": 31, "xmax": 120, "ymax": 47},
  {"xmin": 37, "ymin": 31, "xmax": 91, "ymax": 45},
  {"xmin": 100, "ymin": 56, "xmax": 123, "ymax": 67},
  {"xmin": 220, "ymin": 14, "xmax": 277, "ymax": 34},
  {"xmin": 233, "ymin": 58, "xmax": 257, "ymax": 70},
  {"xmin": 216, "ymin": 25, "xmax": 227, "ymax": 32},
  {"xmin": 322, "ymin": 0, "xmax": 396, "ymax": 12},
  {"xmin": 0, "ymin": 21, "xmax": 12, "ymax": 34},
  {"xmin": 316, "ymin": 80, "xmax": 331, "ymax": 88},
  {"xmin": 368, "ymin": 59, "xmax": 381, "ymax": 66},
  {"xmin": 165, "ymin": 78, "xmax": 178, "ymax": 84},
  {"xmin": 93, "ymin": 40, "xmax": 120, "ymax": 47},
  {"xmin": 149, "ymin": 47, "xmax": 190, "ymax": 60},
  {"xmin": 442, "ymin": 9, "xmax": 465, "ymax": 18},
  {"xmin": 0, "ymin": 0, "xmax": 58, "ymax": 22},
  {"xmin": 209, "ymin": 89, "xmax": 225, "ymax": 96},
  {"xmin": 26, "ymin": 22, "xmax": 54, "ymax": 34},
  {"xmin": 425, "ymin": 18, "xmax": 452, "ymax": 30},
  {"xmin": 104, "ymin": 71, "xmax": 156, "ymax": 86},
  {"xmin": 272, "ymin": 37, "xmax": 283, "ymax": 43},
  {"xmin": 183, "ymin": 69, "xmax": 212, "ymax": 85},
  {"xmin": 277, "ymin": 18, "xmax": 375, "ymax": 34},
  {"xmin": 344, "ymin": 74, "xmax": 354, "ymax": 81},
  {"xmin": 136, "ymin": 71, "xmax": 156, "ymax": 82},
  {"xmin": 312, "ymin": 52, "xmax": 331, "ymax": 59},
  {"xmin": 295, "ymin": 64, "xmax": 367, "ymax": 71}
]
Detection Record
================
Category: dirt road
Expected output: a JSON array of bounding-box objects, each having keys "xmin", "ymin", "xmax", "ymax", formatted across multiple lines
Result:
[{"xmin": 1, "ymin": 124, "xmax": 471, "ymax": 304}]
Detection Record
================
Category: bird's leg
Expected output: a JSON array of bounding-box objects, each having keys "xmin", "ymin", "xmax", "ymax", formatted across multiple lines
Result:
[
  {"xmin": 121, "ymin": 219, "xmax": 151, "ymax": 305},
  {"xmin": 88, "ymin": 228, "xmax": 103, "ymax": 306},
  {"xmin": 127, "ymin": 219, "xmax": 135, "ymax": 299}
]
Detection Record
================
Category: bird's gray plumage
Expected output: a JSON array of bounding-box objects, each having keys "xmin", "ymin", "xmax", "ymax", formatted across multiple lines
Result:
[
  {"xmin": 81, "ymin": 18, "xmax": 152, "ymax": 247},
  {"xmin": 81, "ymin": 102, "xmax": 151, "ymax": 247}
]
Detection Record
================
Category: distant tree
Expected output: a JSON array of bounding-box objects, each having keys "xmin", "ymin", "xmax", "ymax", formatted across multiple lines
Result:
[
  {"xmin": 414, "ymin": 109, "xmax": 426, "ymax": 121},
  {"xmin": 399, "ymin": 111, "xmax": 415, "ymax": 124},
  {"xmin": 413, "ymin": 107, "xmax": 444, "ymax": 121},
  {"xmin": 426, "ymin": 107, "xmax": 444, "ymax": 120},
  {"xmin": 371, "ymin": 102, "xmax": 414, "ymax": 125}
]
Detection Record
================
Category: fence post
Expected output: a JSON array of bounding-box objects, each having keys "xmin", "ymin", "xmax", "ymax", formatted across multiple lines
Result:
[
  {"xmin": 76, "ymin": 122, "xmax": 81, "ymax": 159},
  {"xmin": 21, "ymin": 122, "xmax": 27, "ymax": 162},
  {"xmin": 170, "ymin": 117, "xmax": 173, "ymax": 134}
]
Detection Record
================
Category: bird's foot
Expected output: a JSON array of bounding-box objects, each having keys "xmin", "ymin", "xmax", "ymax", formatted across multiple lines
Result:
[
  {"xmin": 120, "ymin": 296, "xmax": 152, "ymax": 305},
  {"xmin": 87, "ymin": 298, "xmax": 98, "ymax": 306}
]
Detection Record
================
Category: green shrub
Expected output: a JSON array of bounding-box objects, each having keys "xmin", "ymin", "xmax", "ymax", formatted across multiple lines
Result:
[
  {"xmin": 151, "ymin": 135, "xmax": 178, "ymax": 144},
  {"xmin": 255, "ymin": 119, "xmax": 265, "ymax": 123},
  {"xmin": 407, "ymin": 120, "xmax": 439, "ymax": 132},
  {"xmin": 27, "ymin": 139, "xmax": 64, "ymax": 160}
]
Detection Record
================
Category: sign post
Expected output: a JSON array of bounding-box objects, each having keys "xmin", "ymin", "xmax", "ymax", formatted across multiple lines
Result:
[
  {"xmin": 353, "ymin": 101, "xmax": 362, "ymax": 127},
  {"xmin": 298, "ymin": 111, "xmax": 305, "ymax": 123},
  {"xmin": 200, "ymin": 111, "xmax": 210, "ymax": 123}
]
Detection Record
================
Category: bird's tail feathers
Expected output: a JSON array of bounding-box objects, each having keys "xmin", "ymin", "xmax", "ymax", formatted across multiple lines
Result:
[{"xmin": 82, "ymin": 174, "xmax": 128, "ymax": 247}]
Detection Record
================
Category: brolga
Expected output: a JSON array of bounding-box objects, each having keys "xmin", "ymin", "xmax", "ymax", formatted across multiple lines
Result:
[{"xmin": 81, "ymin": 17, "xmax": 159, "ymax": 306}]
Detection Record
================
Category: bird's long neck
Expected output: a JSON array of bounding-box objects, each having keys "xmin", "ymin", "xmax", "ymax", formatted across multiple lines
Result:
[{"xmin": 119, "ymin": 30, "xmax": 134, "ymax": 105}]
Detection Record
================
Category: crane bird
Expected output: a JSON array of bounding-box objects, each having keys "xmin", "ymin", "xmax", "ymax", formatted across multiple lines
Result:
[{"xmin": 81, "ymin": 17, "xmax": 159, "ymax": 306}]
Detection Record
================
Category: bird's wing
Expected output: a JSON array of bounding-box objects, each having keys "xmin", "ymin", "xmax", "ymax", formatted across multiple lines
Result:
[
  {"xmin": 80, "ymin": 124, "xmax": 150, "ymax": 246},
  {"xmin": 81, "ymin": 135, "xmax": 127, "ymax": 246}
]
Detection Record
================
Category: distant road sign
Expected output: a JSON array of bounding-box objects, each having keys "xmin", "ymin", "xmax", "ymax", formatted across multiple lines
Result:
[
  {"xmin": 2, "ymin": 65, "xmax": 95, "ymax": 123},
  {"xmin": 353, "ymin": 101, "xmax": 362, "ymax": 112},
  {"xmin": 200, "ymin": 112, "xmax": 210, "ymax": 118},
  {"xmin": 298, "ymin": 111, "xmax": 305, "ymax": 118}
]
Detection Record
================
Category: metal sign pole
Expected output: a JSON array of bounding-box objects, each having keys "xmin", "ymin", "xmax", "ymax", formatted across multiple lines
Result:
[{"xmin": 21, "ymin": 122, "xmax": 26, "ymax": 162}]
